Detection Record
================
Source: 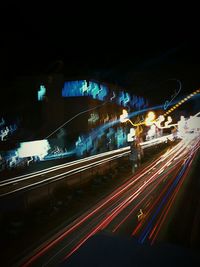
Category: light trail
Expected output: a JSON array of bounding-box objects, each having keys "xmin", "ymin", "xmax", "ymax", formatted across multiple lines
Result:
[
  {"xmin": 62, "ymin": 141, "xmax": 191, "ymax": 260},
  {"xmin": 113, "ymin": 162, "xmax": 181, "ymax": 233},
  {"xmin": 0, "ymin": 147, "xmax": 130, "ymax": 186},
  {"xmin": 131, "ymin": 163, "xmax": 182, "ymax": 236},
  {"xmin": 46, "ymin": 101, "xmax": 109, "ymax": 139},
  {"xmin": 20, "ymin": 134, "xmax": 200, "ymax": 267},
  {"xmin": 138, "ymin": 159, "xmax": 190, "ymax": 244},
  {"xmin": 42, "ymin": 156, "xmax": 180, "ymax": 266},
  {"xmin": 21, "ymin": 146, "xmax": 169, "ymax": 266},
  {"xmin": 149, "ymin": 142, "xmax": 200, "ymax": 244},
  {"xmin": 137, "ymin": 139, "xmax": 200, "ymax": 244},
  {"xmin": 0, "ymin": 151, "xmax": 130, "ymax": 197},
  {"xmin": 61, "ymin": 140, "xmax": 190, "ymax": 260},
  {"xmin": 0, "ymin": 135, "xmax": 173, "ymax": 187}
]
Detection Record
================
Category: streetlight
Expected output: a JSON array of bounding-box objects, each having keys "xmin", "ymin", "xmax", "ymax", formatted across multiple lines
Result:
[
  {"xmin": 144, "ymin": 111, "xmax": 156, "ymax": 126},
  {"xmin": 119, "ymin": 109, "xmax": 144, "ymax": 173},
  {"xmin": 120, "ymin": 109, "xmax": 144, "ymax": 127}
]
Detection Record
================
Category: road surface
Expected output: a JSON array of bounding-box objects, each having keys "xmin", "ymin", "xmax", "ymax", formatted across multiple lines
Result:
[{"xmin": 18, "ymin": 133, "xmax": 200, "ymax": 266}]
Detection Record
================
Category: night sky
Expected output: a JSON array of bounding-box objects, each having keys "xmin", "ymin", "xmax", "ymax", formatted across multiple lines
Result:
[{"xmin": 1, "ymin": 3, "xmax": 199, "ymax": 106}]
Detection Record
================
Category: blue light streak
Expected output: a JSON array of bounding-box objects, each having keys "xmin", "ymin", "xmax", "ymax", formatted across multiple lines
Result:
[{"xmin": 62, "ymin": 80, "xmax": 147, "ymax": 109}]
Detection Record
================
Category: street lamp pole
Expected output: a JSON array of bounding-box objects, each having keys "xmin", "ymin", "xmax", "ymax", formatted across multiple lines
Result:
[{"xmin": 119, "ymin": 109, "xmax": 145, "ymax": 173}]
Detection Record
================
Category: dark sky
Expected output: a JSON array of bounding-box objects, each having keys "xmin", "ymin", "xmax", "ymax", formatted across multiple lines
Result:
[{"xmin": 0, "ymin": 2, "xmax": 199, "ymax": 104}]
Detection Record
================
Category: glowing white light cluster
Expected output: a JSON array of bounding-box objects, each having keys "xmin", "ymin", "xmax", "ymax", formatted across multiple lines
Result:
[
  {"xmin": 146, "ymin": 124, "xmax": 156, "ymax": 140},
  {"xmin": 18, "ymin": 140, "xmax": 50, "ymax": 160},
  {"xmin": 187, "ymin": 112, "xmax": 200, "ymax": 132},
  {"xmin": 120, "ymin": 109, "xmax": 129, "ymax": 123},
  {"xmin": 177, "ymin": 112, "xmax": 200, "ymax": 141},
  {"xmin": 177, "ymin": 116, "xmax": 187, "ymax": 138},
  {"xmin": 154, "ymin": 115, "xmax": 177, "ymax": 129},
  {"xmin": 145, "ymin": 112, "xmax": 156, "ymax": 126},
  {"xmin": 127, "ymin": 128, "xmax": 135, "ymax": 142}
]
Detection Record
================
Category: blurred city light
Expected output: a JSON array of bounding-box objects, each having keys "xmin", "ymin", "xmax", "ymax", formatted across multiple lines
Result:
[
  {"xmin": 120, "ymin": 109, "xmax": 129, "ymax": 123},
  {"xmin": 145, "ymin": 111, "xmax": 156, "ymax": 126},
  {"xmin": 18, "ymin": 140, "xmax": 50, "ymax": 160}
]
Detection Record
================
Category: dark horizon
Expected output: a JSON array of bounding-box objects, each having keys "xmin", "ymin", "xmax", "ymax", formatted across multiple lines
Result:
[{"xmin": 1, "ymin": 3, "xmax": 200, "ymax": 108}]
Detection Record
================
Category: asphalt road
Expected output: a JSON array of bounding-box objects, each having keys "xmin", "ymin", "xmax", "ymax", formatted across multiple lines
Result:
[{"xmin": 18, "ymin": 134, "xmax": 200, "ymax": 266}]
